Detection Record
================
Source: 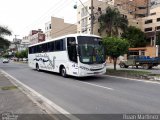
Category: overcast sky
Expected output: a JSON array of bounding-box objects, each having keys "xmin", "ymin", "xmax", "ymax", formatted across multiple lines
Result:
[{"xmin": 0, "ymin": 0, "xmax": 87, "ymax": 41}]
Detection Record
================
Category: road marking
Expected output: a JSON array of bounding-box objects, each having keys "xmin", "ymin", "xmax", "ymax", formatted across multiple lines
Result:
[
  {"xmin": 0, "ymin": 69, "xmax": 80, "ymax": 120},
  {"xmin": 82, "ymin": 81, "xmax": 114, "ymax": 90},
  {"xmin": 105, "ymin": 75, "xmax": 160, "ymax": 85}
]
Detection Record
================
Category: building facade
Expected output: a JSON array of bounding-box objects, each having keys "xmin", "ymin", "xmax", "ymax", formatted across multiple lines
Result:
[
  {"xmin": 51, "ymin": 17, "xmax": 77, "ymax": 38},
  {"xmin": 77, "ymin": 0, "xmax": 108, "ymax": 35},
  {"xmin": 45, "ymin": 17, "xmax": 77, "ymax": 39},
  {"xmin": 77, "ymin": 0, "xmax": 140, "ymax": 36},
  {"xmin": 77, "ymin": 0, "xmax": 160, "ymax": 57},
  {"xmin": 45, "ymin": 21, "xmax": 52, "ymax": 40},
  {"xmin": 138, "ymin": 6, "xmax": 160, "ymax": 57},
  {"xmin": 114, "ymin": 0, "xmax": 151, "ymax": 18},
  {"xmin": 29, "ymin": 29, "xmax": 45, "ymax": 45}
]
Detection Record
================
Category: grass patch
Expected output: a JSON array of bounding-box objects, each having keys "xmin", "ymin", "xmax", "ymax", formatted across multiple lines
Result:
[
  {"xmin": 1, "ymin": 86, "xmax": 18, "ymax": 91},
  {"xmin": 106, "ymin": 69, "xmax": 151, "ymax": 78}
]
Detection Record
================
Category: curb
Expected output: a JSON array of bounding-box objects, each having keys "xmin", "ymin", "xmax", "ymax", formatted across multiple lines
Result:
[{"xmin": 104, "ymin": 74, "xmax": 160, "ymax": 85}]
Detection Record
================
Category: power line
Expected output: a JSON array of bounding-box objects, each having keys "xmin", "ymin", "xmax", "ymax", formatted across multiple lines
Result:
[
  {"xmin": 44, "ymin": 0, "xmax": 160, "ymax": 38},
  {"xmin": 51, "ymin": 9, "xmax": 160, "ymax": 37},
  {"xmin": 22, "ymin": 0, "xmax": 73, "ymax": 34}
]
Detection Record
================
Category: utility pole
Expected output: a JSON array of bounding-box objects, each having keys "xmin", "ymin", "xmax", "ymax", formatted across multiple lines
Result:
[
  {"xmin": 154, "ymin": 27, "xmax": 157, "ymax": 47},
  {"xmin": 90, "ymin": 0, "xmax": 94, "ymax": 34},
  {"xmin": 154, "ymin": 27, "xmax": 159, "ymax": 57},
  {"xmin": 14, "ymin": 35, "xmax": 20, "ymax": 52},
  {"xmin": 146, "ymin": 0, "xmax": 150, "ymax": 16}
]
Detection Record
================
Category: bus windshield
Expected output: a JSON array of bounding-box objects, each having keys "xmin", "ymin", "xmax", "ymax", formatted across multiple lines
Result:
[{"xmin": 77, "ymin": 36, "xmax": 105, "ymax": 64}]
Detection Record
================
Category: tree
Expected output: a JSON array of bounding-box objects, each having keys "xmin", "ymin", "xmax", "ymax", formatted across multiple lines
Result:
[
  {"xmin": 0, "ymin": 25, "xmax": 12, "ymax": 50},
  {"xmin": 2, "ymin": 52, "xmax": 9, "ymax": 58},
  {"xmin": 21, "ymin": 49, "xmax": 28, "ymax": 58},
  {"xmin": 98, "ymin": 6, "xmax": 128, "ymax": 37},
  {"xmin": 121, "ymin": 26, "xmax": 146, "ymax": 47},
  {"xmin": 103, "ymin": 36, "xmax": 129, "ymax": 70},
  {"xmin": 15, "ymin": 49, "xmax": 28, "ymax": 59}
]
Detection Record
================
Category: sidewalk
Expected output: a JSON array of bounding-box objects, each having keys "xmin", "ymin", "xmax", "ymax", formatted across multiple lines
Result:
[{"xmin": 0, "ymin": 71, "xmax": 54, "ymax": 120}]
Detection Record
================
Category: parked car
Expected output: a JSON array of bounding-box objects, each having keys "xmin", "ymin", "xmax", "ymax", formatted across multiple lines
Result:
[
  {"xmin": 119, "ymin": 55, "xmax": 160, "ymax": 69},
  {"xmin": 3, "ymin": 58, "xmax": 9, "ymax": 63},
  {"xmin": 23, "ymin": 58, "xmax": 28, "ymax": 61}
]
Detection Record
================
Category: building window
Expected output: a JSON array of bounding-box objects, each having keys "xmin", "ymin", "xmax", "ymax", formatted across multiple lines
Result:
[
  {"xmin": 81, "ymin": 6, "xmax": 88, "ymax": 17},
  {"xmin": 157, "ymin": 18, "xmax": 160, "ymax": 22},
  {"xmin": 49, "ymin": 24, "xmax": 51, "ymax": 29},
  {"xmin": 98, "ymin": 7, "xmax": 101, "ymax": 12},
  {"xmin": 144, "ymin": 27, "xmax": 152, "ymax": 32},
  {"xmin": 157, "ymin": 26, "xmax": 160, "ymax": 30},
  {"xmin": 141, "ymin": 51, "xmax": 145, "ymax": 55},
  {"xmin": 98, "ymin": 18, "xmax": 100, "ymax": 22},
  {"xmin": 98, "ymin": 29, "xmax": 100, "ymax": 33},
  {"xmin": 150, "ymin": 12, "xmax": 156, "ymax": 15},
  {"xmin": 145, "ymin": 19, "xmax": 153, "ymax": 24},
  {"xmin": 81, "ymin": 18, "xmax": 88, "ymax": 28}
]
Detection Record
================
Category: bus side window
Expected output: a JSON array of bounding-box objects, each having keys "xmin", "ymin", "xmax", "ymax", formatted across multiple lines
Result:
[
  {"xmin": 29, "ymin": 47, "xmax": 32, "ymax": 54},
  {"xmin": 39, "ymin": 45, "xmax": 42, "ymax": 53},
  {"xmin": 67, "ymin": 37, "xmax": 77, "ymax": 63}
]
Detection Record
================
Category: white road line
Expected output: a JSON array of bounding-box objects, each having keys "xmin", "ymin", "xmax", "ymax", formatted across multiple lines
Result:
[
  {"xmin": 82, "ymin": 81, "xmax": 114, "ymax": 90},
  {"xmin": 105, "ymin": 75, "xmax": 160, "ymax": 85},
  {"xmin": 0, "ymin": 69, "xmax": 80, "ymax": 120}
]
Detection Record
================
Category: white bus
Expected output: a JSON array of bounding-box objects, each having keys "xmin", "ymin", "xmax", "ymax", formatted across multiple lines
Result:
[{"xmin": 28, "ymin": 34, "xmax": 106, "ymax": 77}]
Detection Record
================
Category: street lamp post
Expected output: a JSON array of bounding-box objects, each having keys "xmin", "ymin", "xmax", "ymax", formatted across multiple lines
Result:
[{"xmin": 14, "ymin": 35, "xmax": 20, "ymax": 51}]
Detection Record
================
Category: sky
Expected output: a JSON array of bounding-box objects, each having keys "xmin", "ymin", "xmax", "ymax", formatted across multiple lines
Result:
[{"xmin": 0, "ymin": 0, "xmax": 87, "ymax": 41}]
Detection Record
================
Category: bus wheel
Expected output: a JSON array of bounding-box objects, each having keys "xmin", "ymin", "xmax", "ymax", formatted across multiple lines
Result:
[
  {"xmin": 61, "ymin": 67, "xmax": 67, "ymax": 77},
  {"xmin": 36, "ymin": 63, "xmax": 40, "ymax": 71}
]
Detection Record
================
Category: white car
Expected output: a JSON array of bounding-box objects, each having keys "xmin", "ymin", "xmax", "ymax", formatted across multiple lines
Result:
[{"xmin": 3, "ymin": 59, "xmax": 9, "ymax": 63}]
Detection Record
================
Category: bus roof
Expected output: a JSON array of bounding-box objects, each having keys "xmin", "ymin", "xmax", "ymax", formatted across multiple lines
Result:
[{"xmin": 29, "ymin": 33, "xmax": 101, "ymax": 47}]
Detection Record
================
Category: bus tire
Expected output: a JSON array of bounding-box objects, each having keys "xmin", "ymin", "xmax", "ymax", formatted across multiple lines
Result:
[
  {"xmin": 60, "ymin": 66, "xmax": 67, "ymax": 77},
  {"xmin": 36, "ymin": 63, "xmax": 40, "ymax": 71}
]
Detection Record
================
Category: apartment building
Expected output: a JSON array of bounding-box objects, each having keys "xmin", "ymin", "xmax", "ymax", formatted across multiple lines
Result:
[
  {"xmin": 138, "ymin": 6, "xmax": 160, "ymax": 57},
  {"xmin": 114, "ymin": 0, "xmax": 151, "ymax": 18},
  {"xmin": 77, "ymin": 0, "xmax": 108, "ymax": 35},
  {"xmin": 16, "ymin": 36, "xmax": 30, "ymax": 51},
  {"xmin": 127, "ymin": 6, "xmax": 160, "ymax": 57},
  {"xmin": 45, "ymin": 17, "xmax": 77, "ymax": 39},
  {"xmin": 77, "ymin": 0, "xmax": 139, "ymax": 36},
  {"xmin": 29, "ymin": 29, "xmax": 45, "ymax": 45},
  {"xmin": 45, "ymin": 21, "xmax": 52, "ymax": 40}
]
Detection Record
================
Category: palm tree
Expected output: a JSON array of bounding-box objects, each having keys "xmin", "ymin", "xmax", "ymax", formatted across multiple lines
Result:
[
  {"xmin": 0, "ymin": 25, "xmax": 12, "ymax": 50},
  {"xmin": 98, "ymin": 6, "xmax": 128, "ymax": 37}
]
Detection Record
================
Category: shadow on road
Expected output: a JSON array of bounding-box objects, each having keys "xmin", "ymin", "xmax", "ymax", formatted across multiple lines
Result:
[{"xmin": 32, "ymin": 69, "xmax": 138, "ymax": 84}]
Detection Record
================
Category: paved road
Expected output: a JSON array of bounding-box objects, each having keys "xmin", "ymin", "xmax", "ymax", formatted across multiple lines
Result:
[{"xmin": 1, "ymin": 62, "xmax": 160, "ymax": 119}]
